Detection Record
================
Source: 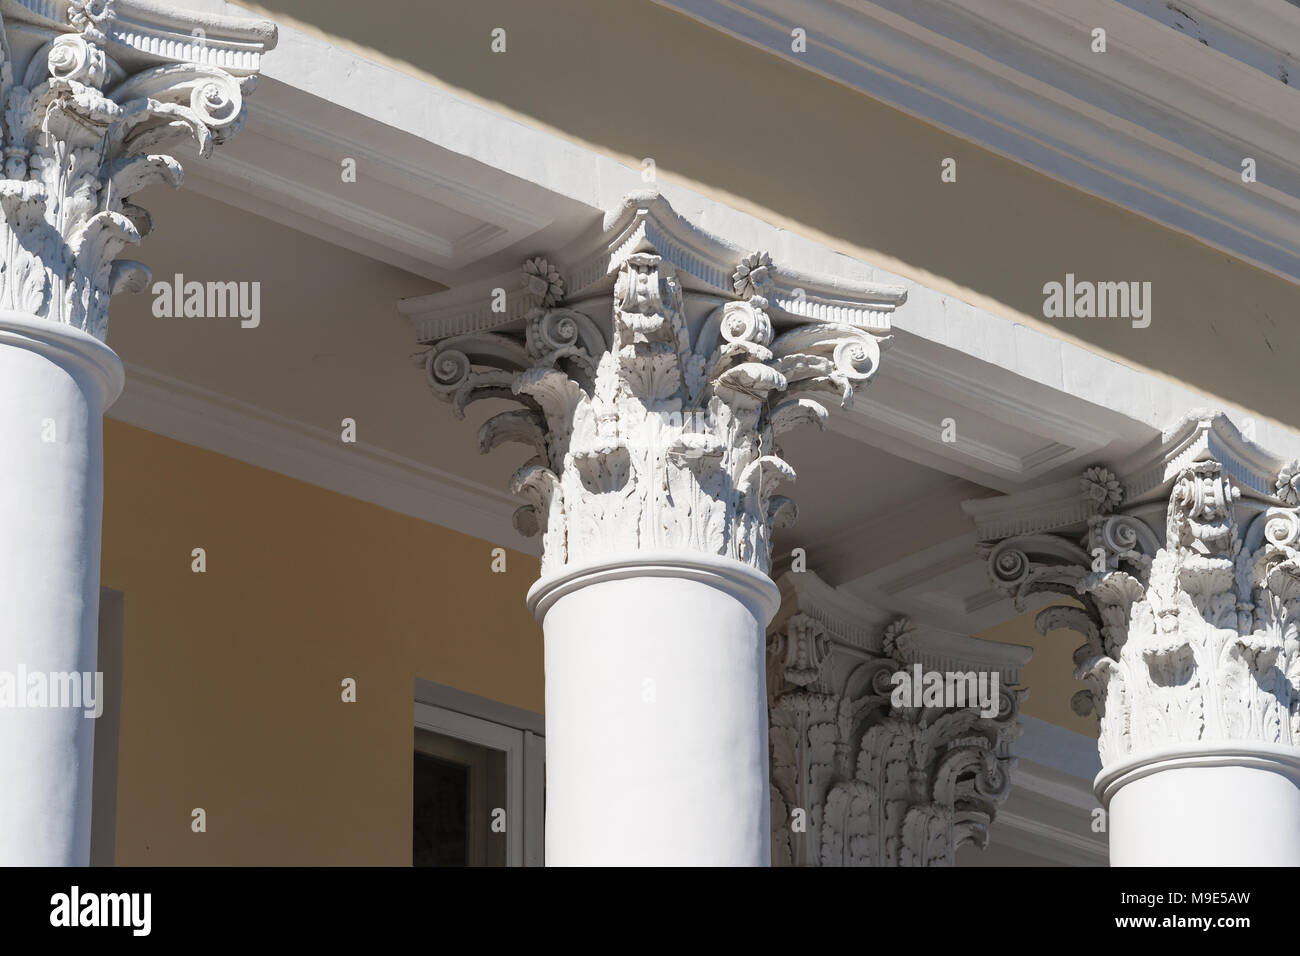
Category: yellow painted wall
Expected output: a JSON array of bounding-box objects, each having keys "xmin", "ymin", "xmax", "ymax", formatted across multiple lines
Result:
[
  {"xmin": 242, "ymin": 0, "xmax": 1300, "ymax": 432},
  {"xmin": 101, "ymin": 420, "xmax": 542, "ymax": 865},
  {"xmin": 977, "ymin": 606, "xmax": 1097, "ymax": 738}
]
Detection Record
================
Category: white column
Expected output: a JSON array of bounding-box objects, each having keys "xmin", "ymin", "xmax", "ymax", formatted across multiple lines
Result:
[
  {"xmin": 0, "ymin": 314, "xmax": 121, "ymax": 864},
  {"xmin": 969, "ymin": 415, "xmax": 1300, "ymax": 866},
  {"xmin": 532, "ymin": 554, "xmax": 777, "ymax": 865},
  {"xmin": 403, "ymin": 197, "xmax": 904, "ymax": 864},
  {"xmin": 0, "ymin": 2, "xmax": 273, "ymax": 864},
  {"xmin": 1100, "ymin": 744, "xmax": 1300, "ymax": 866}
]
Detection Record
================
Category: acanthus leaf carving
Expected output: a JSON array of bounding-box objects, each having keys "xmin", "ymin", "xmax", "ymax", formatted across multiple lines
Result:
[
  {"xmin": 0, "ymin": 0, "xmax": 275, "ymax": 340},
  {"xmin": 412, "ymin": 200, "xmax": 902, "ymax": 577},
  {"xmin": 973, "ymin": 426, "xmax": 1300, "ymax": 768},
  {"xmin": 767, "ymin": 596, "xmax": 1024, "ymax": 867}
]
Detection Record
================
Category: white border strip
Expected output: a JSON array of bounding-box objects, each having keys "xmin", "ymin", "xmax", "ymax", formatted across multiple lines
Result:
[{"xmin": 108, "ymin": 363, "xmax": 533, "ymax": 552}]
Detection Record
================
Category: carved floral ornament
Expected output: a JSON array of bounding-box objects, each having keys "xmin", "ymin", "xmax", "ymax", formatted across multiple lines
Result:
[
  {"xmin": 0, "ymin": 0, "xmax": 274, "ymax": 340},
  {"xmin": 966, "ymin": 412, "xmax": 1300, "ymax": 767},
  {"xmin": 404, "ymin": 192, "xmax": 906, "ymax": 576},
  {"xmin": 765, "ymin": 574, "xmax": 1025, "ymax": 867}
]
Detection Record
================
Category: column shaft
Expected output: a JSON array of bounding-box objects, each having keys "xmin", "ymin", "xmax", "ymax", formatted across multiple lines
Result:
[
  {"xmin": 1101, "ymin": 745, "xmax": 1300, "ymax": 866},
  {"xmin": 532, "ymin": 555, "xmax": 777, "ymax": 865},
  {"xmin": 0, "ymin": 313, "xmax": 122, "ymax": 864}
]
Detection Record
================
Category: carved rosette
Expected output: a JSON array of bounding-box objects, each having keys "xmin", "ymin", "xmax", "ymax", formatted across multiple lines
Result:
[
  {"xmin": 767, "ymin": 602, "xmax": 1023, "ymax": 867},
  {"xmin": 973, "ymin": 415, "xmax": 1300, "ymax": 768},
  {"xmin": 412, "ymin": 202, "xmax": 901, "ymax": 577},
  {"xmin": 0, "ymin": 0, "xmax": 274, "ymax": 340}
]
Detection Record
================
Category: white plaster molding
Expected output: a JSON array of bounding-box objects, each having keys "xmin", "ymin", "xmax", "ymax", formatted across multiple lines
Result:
[
  {"xmin": 984, "ymin": 720, "xmax": 1104, "ymax": 867},
  {"xmin": 871, "ymin": 345, "xmax": 1113, "ymax": 485},
  {"xmin": 109, "ymin": 363, "xmax": 528, "ymax": 549},
  {"xmin": 1014, "ymin": 714, "xmax": 1102, "ymax": 783},
  {"xmin": 964, "ymin": 411, "xmax": 1293, "ymax": 540},
  {"xmin": 991, "ymin": 807, "xmax": 1106, "ymax": 866},
  {"xmin": 774, "ymin": 566, "xmax": 893, "ymax": 654},
  {"xmin": 976, "ymin": 720, "xmax": 1107, "ymax": 866},
  {"xmin": 0, "ymin": 0, "xmax": 274, "ymax": 340},
  {"xmin": 776, "ymin": 568, "xmax": 1030, "ymax": 681},
  {"xmin": 834, "ymin": 531, "xmax": 1058, "ymax": 639},
  {"xmin": 182, "ymin": 93, "xmax": 559, "ymax": 280},
  {"xmin": 767, "ymin": 569, "xmax": 1029, "ymax": 866},
  {"xmin": 403, "ymin": 191, "xmax": 903, "ymax": 577},
  {"xmin": 148, "ymin": 4, "xmax": 1300, "ymax": 497},
  {"xmin": 968, "ymin": 411, "xmax": 1300, "ymax": 768},
  {"xmin": 401, "ymin": 191, "xmax": 904, "ymax": 342},
  {"xmin": 44, "ymin": 0, "xmax": 274, "ymax": 73},
  {"xmin": 652, "ymin": 0, "xmax": 1300, "ymax": 287}
]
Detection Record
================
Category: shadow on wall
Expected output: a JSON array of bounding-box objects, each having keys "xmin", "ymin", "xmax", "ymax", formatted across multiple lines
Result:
[{"xmin": 246, "ymin": 0, "xmax": 1300, "ymax": 431}]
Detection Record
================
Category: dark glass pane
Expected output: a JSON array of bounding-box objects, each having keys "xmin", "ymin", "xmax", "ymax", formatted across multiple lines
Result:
[
  {"xmin": 413, "ymin": 753, "xmax": 469, "ymax": 867},
  {"xmin": 413, "ymin": 726, "xmax": 509, "ymax": 866}
]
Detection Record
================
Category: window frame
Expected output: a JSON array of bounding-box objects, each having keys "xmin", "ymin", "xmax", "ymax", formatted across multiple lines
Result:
[{"xmin": 413, "ymin": 680, "xmax": 544, "ymax": 866}]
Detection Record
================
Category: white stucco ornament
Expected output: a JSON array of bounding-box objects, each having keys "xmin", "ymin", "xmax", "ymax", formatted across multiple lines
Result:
[
  {"xmin": 0, "ymin": 0, "xmax": 275, "ymax": 340},
  {"xmin": 403, "ymin": 191, "xmax": 906, "ymax": 576},
  {"xmin": 1277, "ymin": 460, "xmax": 1300, "ymax": 507},
  {"xmin": 767, "ymin": 572, "xmax": 1026, "ymax": 867},
  {"xmin": 967, "ymin": 412, "xmax": 1300, "ymax": 767}
]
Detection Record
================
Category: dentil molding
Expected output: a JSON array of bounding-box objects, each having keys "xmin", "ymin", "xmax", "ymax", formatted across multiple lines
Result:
[
  {"xmin": 965, "ymin": 411, "xmax": 1300, "ymax": 769},
  {"xmin": 401, "ymin": 190, "xmax": 906, "ymax": 577},
  {"xmin": 0, "ymin": 0, "xmax": 275, "ymax": 340},
  {"xmin": 767, "ymin": 570, "xmax": 1028, "ymax": 866}
]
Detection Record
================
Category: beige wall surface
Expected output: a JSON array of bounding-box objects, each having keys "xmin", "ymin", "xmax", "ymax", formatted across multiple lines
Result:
[
  {"xmin": 977, "ymin": 608, "xmax": 1097, "ymax": 739},
  {"xmin": 102, "ymin": 421, "xmax": 542, "ymax": 865},
  {"xmin": 244, "ymin": 0, "xmax": 1300, "ymax": 432}
]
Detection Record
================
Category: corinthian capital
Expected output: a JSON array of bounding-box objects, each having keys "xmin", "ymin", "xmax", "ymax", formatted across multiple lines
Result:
[
  {"xmin": 766, "ymin": 571, "xmax": 1025, "ymax": 867},
  {"xmin": 965, "ymin": 411, "xmax": 1300, "ymax": 767},
  {"xmin": 0, "ymin": 0, "xmax": 276, "ymax": 339},
  {"xmin": 402, "ymin": 191, "xmax": 905, "ymax": 576}
]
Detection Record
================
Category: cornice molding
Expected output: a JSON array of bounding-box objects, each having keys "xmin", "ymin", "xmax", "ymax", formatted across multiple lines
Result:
[
  {"xmin": 88, "ymin": 0, "xmax": 272, "ymax": 72},
  {"xmin": 993, "ymin": 715, "xmax": 1107, "ymax": 865},
  {"xmin": 6, "ymin": 1, "xmax": 275, "ymax": 71},
  {"xmin": 109, "ymin": 363, "xmax": 527, "ymax": 550},
  {"xmin": 1127, "ymin": 409, "xmax": 1288, "ymax": 503},
  {"xmin": 400, "ymin": 189, "xmax": 906, "ymax": 343},
  {"xmin": 775, "ymin": 567, "xmax": 892, "ymax": 655},
  {"xmin": 174, "ymin": 11, "xmax": 1300, "ymax": 497},
  {"xmin": 652, "ymin": 0, "xmax": 1300, "ymax": 287},
  {"xmin": 183, "ymin": 94, "xmax": 555, "ymax": 280},
  {"xmin": 963, "ymin": 410, "xmax": 1294, "ymax": 541},
  {"xmin": 775, "ymin": 568, "xmax": 1030, "ymax": 681},
  {"xmin": 152, "ymin": 16, "xmax": 1300, "ymax": 500}
]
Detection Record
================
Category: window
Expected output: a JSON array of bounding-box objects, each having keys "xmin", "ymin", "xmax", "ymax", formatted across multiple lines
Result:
[
  {"xmin": 414, "ymin": 728, "xmax": 507, "ymax": 866},
  {"xmin": 412, "ymin": 681, "xmax": 544, "ymax": 866}
]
